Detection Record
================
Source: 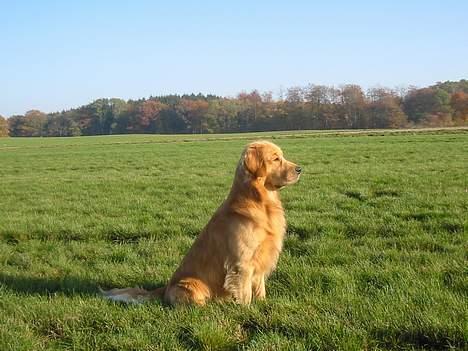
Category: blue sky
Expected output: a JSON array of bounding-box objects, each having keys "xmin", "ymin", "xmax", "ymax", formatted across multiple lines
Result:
[{"xmin": 1, "ymin": 0, "xmax": 467, "ymax": 116}]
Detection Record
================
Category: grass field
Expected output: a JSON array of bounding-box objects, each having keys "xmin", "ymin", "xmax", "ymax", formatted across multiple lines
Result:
[{"xmin": 0, "ymin": 129, "xmax": 467, "ymax": 350}]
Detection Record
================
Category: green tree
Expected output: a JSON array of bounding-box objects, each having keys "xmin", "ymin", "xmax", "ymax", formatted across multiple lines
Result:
[
  {"xmin": 403, "ymin": 88, "xmax": 452, "ymax": 125},
  {"xmin": 7, "ymin": 115, "xmax": 24, "ymax": 136},
  {"xmin": 46, "ymin": 112, "xmax": 81, "ymax": 136},
  {"xmin": 86, "ymin": 99, "xmax": 115, "ymax": 135}
]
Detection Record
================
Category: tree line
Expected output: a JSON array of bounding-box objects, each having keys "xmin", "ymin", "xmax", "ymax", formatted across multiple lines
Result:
[{"xmin": 1, "ymin": 80, "xmax": 467, "ymax": 137}]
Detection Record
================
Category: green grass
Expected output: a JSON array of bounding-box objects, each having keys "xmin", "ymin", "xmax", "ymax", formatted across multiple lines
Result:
[{"xmin": 0, "ymin": 129, "xmax": 467, "ymax": 350}]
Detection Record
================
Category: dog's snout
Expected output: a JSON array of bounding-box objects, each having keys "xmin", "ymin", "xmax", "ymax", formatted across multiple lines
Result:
[{"xmin": 295, "ymin": 166, "xmax": 302, "ymax": 174}]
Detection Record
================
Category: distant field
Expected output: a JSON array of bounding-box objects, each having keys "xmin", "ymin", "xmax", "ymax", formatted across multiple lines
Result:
[{"xmin": 0, "ymin": 129, "xmax": 466, "ymax": 350}]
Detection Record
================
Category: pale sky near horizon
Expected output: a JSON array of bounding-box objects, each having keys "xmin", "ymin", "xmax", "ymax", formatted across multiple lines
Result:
[{"xmin": 1, "ymin": 0, "xmax": 467, "ymax": 117}]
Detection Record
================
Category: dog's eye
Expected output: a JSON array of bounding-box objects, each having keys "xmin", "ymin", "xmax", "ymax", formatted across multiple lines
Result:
[{"xmin": 273, "ymin": 157, "xmax": 280, "ymax": 162}]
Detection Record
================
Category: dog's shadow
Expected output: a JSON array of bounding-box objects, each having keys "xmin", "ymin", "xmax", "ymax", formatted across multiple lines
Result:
[{"xmin": 0, "ymin": 273, "xmax": 165, "ymax": 302}]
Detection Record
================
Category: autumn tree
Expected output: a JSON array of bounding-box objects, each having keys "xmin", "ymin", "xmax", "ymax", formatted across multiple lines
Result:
[
  {"xmin": 450, "ymin": 91, "xmax": 468, "ymax": 125},
  {"xmin": 177, "ymin": 99, "xmax": 209, "ymax": 133},
  {"xmin": 236, "ymin": 91, "xmax": 263, "ymax": 131},
  {"xmin": 0, "ymin": 115, "xmax": 8, "ymax": 137},
  {"xmin": 250, "ymin": 92, "xmax": 278, "ymax": 131},
  {"xmin": 10, "ymin": 110, "xmax": 48, "ymax": 136},
  {"xmin": 3, "ymin": 79, "xmax": 465, "ymax": 136},
  {"xmin": 138, "ymin": 100, "xmax": 167, "ymax": 133},
  {"xmin": 339, "ymin": 85, "xmax": 367, "ymax": 128},
  {"xmin": 367, "ymin": 88, "xmax": 407, "ymax": 128},
  {"xmin": 304, "ymin": 85, "xmax": 334, "ymax": 129}
]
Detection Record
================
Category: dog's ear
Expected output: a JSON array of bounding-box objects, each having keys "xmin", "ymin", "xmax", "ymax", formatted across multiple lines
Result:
[{"xmin": 244, "ymin": 145, "xmax": 266, "ymax": 177}]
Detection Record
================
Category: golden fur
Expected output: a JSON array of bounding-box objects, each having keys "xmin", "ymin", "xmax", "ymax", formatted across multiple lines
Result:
[{"xmin": 102, "ymin": 140, "xmax": 301, "ymax": 305}]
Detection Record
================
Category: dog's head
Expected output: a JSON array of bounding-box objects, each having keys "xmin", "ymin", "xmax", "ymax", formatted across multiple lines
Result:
[{"xmin": 240, "ymin": 140, "xmax": 301, "ymax": 190}]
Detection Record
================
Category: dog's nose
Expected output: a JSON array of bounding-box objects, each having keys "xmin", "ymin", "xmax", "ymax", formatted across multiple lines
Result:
[{"xmin": 295, "ymin": 166, "xmax": 302, "ymax": 174}]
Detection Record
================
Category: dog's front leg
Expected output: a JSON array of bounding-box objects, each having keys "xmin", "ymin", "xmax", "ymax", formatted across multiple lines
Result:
[
  {"xmin": 238, "ymin": 265, "xmax": 254, "ymax": 304},
  {"xmin": 252, "ymin": 273, "xmax": 266, "ymax": 300},
  {"xmin": 224, "ymin": 264, "xmax": 254, "ymax": 305}
]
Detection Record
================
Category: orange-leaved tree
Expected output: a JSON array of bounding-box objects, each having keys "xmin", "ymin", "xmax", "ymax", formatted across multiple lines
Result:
[
  {"xmin": 450, "ymin": 91, "xmax": 468, "ymax": 125},
  {"xmin": 0, "ymin": 115, "xmax": 8, "ymax": 137}
]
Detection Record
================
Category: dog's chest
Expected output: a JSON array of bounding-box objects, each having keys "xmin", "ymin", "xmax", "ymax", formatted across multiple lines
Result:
[
  {"xmin": 251, "ymin": 206, "xmax": 286, "ymax": 273},
  {"xmin": 266, "ymin": 203, "xmax": 286, "ymax": 237}
]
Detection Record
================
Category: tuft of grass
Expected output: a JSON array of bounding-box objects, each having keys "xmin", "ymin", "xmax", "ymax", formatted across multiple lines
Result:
[{"xmin": 0, "ymin": 129, "xmax": 467, "ymax": 350}]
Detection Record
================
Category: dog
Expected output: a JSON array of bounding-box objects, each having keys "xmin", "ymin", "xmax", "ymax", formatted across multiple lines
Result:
[{"xmin": 101, "ymin": 140, "xmax": 301, "ymax": 305}]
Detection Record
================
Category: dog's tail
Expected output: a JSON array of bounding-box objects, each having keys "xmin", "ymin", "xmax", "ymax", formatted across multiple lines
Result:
[{"xmin": 99, "ymin": 286, "xmax": 166, "ymax": 304}]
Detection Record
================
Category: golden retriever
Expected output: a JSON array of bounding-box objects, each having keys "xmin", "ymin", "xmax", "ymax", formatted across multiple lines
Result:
[{"xmin": 102, "ymin": 140, "xmax": 301, "ymax": 305}]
